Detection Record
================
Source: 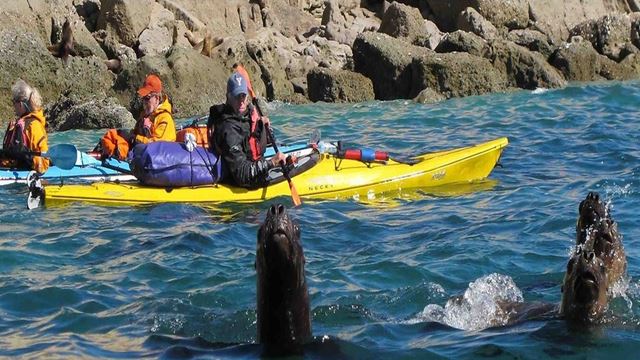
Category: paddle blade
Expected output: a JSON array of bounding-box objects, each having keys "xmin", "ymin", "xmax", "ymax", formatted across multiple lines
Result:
[
  {"xmin": 288, "ymin": 180, "xmax": 302, "ymax": 207},
  {"xmin": 26, "ymin": 171, "xmax": 43, "ymax": 210},
  {"xmin": 235, "ymin": 63, "xmax": 256, "ymax": 99},
  {"xmin": 44, "ymin": 144, "xmax": 78, "ymax": 170}
]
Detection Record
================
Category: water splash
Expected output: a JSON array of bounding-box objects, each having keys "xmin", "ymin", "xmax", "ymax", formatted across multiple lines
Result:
[{"xmin": 412, "ymin": 274, "xmax": 523, "ymax": 331}]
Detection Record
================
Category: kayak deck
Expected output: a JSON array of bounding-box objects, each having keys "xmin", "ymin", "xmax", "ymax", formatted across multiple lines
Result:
[
  {"xmin": 0, "ymin": 158, "xmax": 134, "ymax": 186},
  {"xmin": 43, "ymin": 137, "xmax": 508, "ymax": 206}
]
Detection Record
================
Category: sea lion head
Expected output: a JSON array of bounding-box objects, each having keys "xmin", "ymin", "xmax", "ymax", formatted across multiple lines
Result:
[
  {"xmin": 560, "ymin": 248, "xmax": 609, "ymax": 323},
  {"xmin": 257, "ymin": 203, "xmax": 304, "ymax": 287},
  {"xmin": 576, "ymin": 192, "xmax": 608, "ymax": 245},
  {"xmin": 256, "ymin": 204, "xmax": 311, "ymax": 356}
]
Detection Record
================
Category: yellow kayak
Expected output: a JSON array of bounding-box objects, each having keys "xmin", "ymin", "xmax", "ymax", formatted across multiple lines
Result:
[{"xmin": 42, "ymin": 137, "xmax": 508, "ymax": 206}]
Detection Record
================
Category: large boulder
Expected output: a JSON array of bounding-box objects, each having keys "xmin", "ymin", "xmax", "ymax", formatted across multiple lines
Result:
[
  {"xmin": 507, "ymin": 29, "xmax": 556, "ymax": 59},
  {"xmin": 435, "ymin": 30, "xmax": 487, "ymax": 57},
  {"xmin": 456, "ymin": 7, "xmax": 498, "ymax": 40},
  {"xmin": 424, "ymin": 20, "xmax": 444, "ymax": 50},
  {"xmin": 307, "ymin": 68, "xmax": 374, "ymax": 102},
  {"xmin": 46, "ymin": 93, "xmax": 135, "ymax": 131},
  {"xmin": 97, "ymin": 0, "xmax": 158, "ymax": 48},
  {"xmin": 413, "ymin": 87, "xmax": 446, "ymax": 104},
  {"xmin": 485, "ymin": 39, "xmax": 567, "ymax": 89},
  {"xmin": 246, "ymin": 28, "xmax": 306, "ymax": 101},
  {"xmin": 300, "ymin": 35, "xmax": 352, "ymax": 70},
  {"xmin": 472, "ymin": 0, "xmax": 529, "ymax": 29},
  {"xmin": 569, "ymin": 14, "xmax": 638, "ymax": 62},
  {"xmin": 322, "ymin": 0, "xmax": 354, "ymax": 45},
  {"xmin": 529, "ymin": 0, "xmax": 630, "ymax": 44},
  {"xmin": 257, "ymin": 0, "xmax": 319, "ymax": 38},
  {"xmin": 378, "ymin": 2, "xmax": 429, "ymax": 45},
  {"xmin": 156, "ymin": 0, "xmax": 206, "ymax": 33},
  {"xmin": 425, "ymin": 0, "xmax": 528, "ymax": 32},
  {"xmin": 549, "ymin": 37, "xmax": 606, "ymax": 81},
  {"xmin": 411, "ymin": 52, "xmax": 508, "ymax": 98},
  {"xmin": 322, "ymin": 0, "xmax": 380, "ymax": 46},
  {"xmin": 137, "ymin": 7, "xmax": 176, "ymax": 57},
  {"xmin": 165, "ymin": 47, "xmax": 228, "ymax": 114},
  {"xmin": 353, "ymin": 32, "xmax": 431, "ymax": 100}
]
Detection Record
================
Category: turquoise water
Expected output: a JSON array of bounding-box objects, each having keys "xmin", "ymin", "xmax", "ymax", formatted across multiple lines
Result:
[{"xmin": 1, "ymin": 82, "xmax": 640, "ymax": 358}]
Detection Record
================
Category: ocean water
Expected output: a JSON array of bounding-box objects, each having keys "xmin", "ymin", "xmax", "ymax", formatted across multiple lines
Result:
[{"xmin": 1, "ymin": 81, "xmax": 640, "ymax": 359}]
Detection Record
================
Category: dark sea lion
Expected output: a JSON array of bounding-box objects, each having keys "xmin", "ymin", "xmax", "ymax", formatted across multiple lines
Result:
[
  {"xmin": 104, "ymin": 58, "xmax": 122, "ymax": 73},
  {"xmin": 575, "ymin": 192, "xmax": 626, "ymax": 285},
  {"xmin": 560, "ymin": 248, "xmax": 609, "ymax": 323},
  {"xmin": 48, "ymin": 18, "xmax": 76, "ymax": 63},
  {"xmin": 256, "ymin": 204, "xmax": 311, "ymax": 356}
]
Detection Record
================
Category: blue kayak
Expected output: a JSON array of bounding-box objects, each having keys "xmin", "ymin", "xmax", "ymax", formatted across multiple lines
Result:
[
  {"xmin": 1, "ymin": 142, "xmax": 314, "ymax": 186},
  {"xmin": 0, "ymin": 152, "xmax": 134, "ymax": 185}
]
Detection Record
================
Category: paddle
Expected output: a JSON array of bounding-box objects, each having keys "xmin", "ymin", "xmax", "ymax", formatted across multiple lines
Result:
[
  {"xmin": 265, "ymin": 124, "xmax": 302, "ymax": 206},
  {"xmin": 253, "ymin": 98, "xmax": 301, "ymax": 206},
  {"xmin": 26, "ymin": 170, "xmax": 43, "ymax": 210},
  {"xmin": 100, "ymin": 157, "xmax": 133, "ymax": 175},
  {"xmin": 44, "ymin": 144, "xmax": 80, "ymax": 170},
  {"xmin": 0, "ymin": 144, "xmax": 78, "ymax": 170}
]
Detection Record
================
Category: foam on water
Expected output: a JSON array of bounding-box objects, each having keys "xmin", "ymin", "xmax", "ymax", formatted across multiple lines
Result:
[{"xmin": 411, "ymin": 274, "xmax": 523, "ymax": 331}]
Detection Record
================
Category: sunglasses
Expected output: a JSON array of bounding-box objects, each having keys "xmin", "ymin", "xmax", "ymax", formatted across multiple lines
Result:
[{"xmin": 142, "ymin": 94, "xmax": 158, "ymax": 102}]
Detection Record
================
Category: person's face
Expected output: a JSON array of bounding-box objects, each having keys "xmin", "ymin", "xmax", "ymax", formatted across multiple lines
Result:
[
  {"xmin": 229, "ymin": 93, "xmax": 248, "ymax": 114},
  {"xmin": 13, "ymin": 99, "xmax": 25, "ymax": 117},
  {"xmin": 142, "ymin": 93, "xmax": 161, "ymax": 115}
]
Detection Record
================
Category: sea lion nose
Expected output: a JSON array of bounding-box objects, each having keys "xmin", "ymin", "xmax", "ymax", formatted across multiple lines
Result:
[
  {"xmin": 268, "ymin": 204, "xmax": 287, "ymax": 217},
  {"xmin": 582, "ymin": 251, "xmax": 595, "ymax": 262}
]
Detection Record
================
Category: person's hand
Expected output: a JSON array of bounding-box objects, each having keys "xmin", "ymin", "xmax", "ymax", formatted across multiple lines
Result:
[
  {"xmin": 142, "ymin": 117, "xmax": 152, "ymax": 136},
  {"xmin": 143, "ymin": 117, "xmax": 152, "ymax": 129},
  {"xmin": 270, "ymin": 152, "xmax": 286, "ymax": 168},
  {"xmin": 260, "ymin": 115, "xmax": 271, "ymax": 127}
]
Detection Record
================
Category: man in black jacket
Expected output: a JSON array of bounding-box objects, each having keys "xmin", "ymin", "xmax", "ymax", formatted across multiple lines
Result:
[{"xmin": 208, "ymin": 72, "xmax": 286, "ymax": 188}]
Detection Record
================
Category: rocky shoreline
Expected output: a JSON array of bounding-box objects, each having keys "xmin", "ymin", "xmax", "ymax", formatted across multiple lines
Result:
[{"xmin": 1, "ymin": 0, "xmax": 640, "ymax": 131}]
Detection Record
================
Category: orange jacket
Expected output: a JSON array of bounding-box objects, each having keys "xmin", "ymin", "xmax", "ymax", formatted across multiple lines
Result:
[
  {"xmin": 2, "ymin": 109, "xmax": 49, "ymax": 173},
  {"xmin": 134, "ymin": 96, "xmax": 176, "ymax": 144}
]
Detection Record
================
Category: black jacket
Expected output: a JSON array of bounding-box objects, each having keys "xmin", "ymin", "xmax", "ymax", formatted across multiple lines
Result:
[{"xmin": 208, "ymin": 103, "xmax": 271, "ymax": 188}]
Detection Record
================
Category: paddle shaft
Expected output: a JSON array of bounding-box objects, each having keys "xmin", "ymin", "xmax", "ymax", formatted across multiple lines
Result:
[
  {"xmin": 100, "ymin": 159, "xmax": 133, "ymax": 175},
  {"xmin": 253, "ymin": 98, "xmax": 302, "ymax": 206}
]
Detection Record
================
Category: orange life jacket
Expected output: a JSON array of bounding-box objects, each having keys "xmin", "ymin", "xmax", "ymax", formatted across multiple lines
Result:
[
  {"xmin": 100, "ymin": 129, "xmax": 130, "ymax": 160},
  {"xmin": 176, "ymin": 125, "xmax": 209, "ymax": 148}
]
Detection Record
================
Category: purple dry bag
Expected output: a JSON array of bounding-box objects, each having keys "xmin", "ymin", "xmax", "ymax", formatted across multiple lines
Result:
[{"xmin": 130, "ymin": 141, "xmax": 223, "ymax": 187}]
